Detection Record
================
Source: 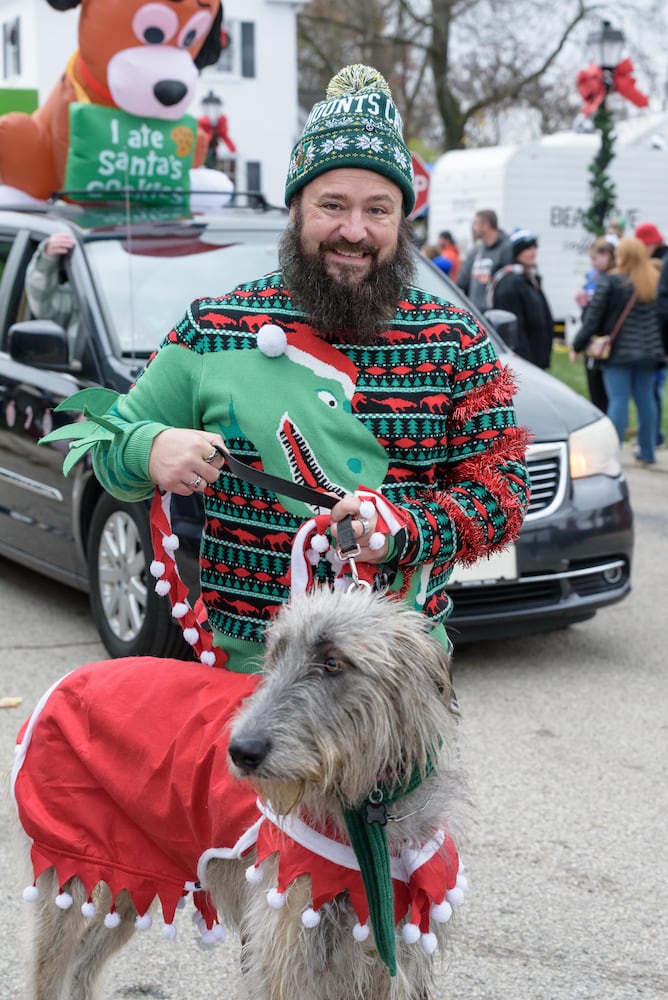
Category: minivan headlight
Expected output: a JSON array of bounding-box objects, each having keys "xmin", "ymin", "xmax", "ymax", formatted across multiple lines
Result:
[{"xmin": 569, "ymin": 416, "xmax": 622, "ymax": 479}]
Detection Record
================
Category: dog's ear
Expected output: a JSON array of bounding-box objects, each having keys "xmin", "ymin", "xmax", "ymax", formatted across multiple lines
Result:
[
  {"xmin": 194, "ymin": 3, "xmax": 224, "ymax": 70},
  {"xmin": 46, "ymin": 0, "xmax": 81, "ymax": 10}
]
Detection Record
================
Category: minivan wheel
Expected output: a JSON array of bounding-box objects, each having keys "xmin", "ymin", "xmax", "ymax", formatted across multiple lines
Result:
[{"xmin": 87, "ymin": 492, "xmax": 187, "ymax": 659}]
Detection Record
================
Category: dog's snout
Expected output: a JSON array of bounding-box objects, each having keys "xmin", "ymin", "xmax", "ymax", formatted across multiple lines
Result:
[
  {"xmin": 153, "ymin": 80, "xmax": 188, "ymax": 107},
  {"xmin": 228, "ymin": 736, "xmax": 271, "ymax": 773}
]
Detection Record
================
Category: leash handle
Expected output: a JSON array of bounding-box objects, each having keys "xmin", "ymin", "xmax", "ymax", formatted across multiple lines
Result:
[
  {"xmin": 213, "ymin": 443, "xmax": 340, "ymax": 510},
  {"xmin": 213, "ymin": 444, "xmax": 371, "ymax": 590}
]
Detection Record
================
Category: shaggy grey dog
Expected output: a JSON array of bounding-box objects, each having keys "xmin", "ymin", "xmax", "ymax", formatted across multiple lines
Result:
[{"xmin": 15, "ymin": 587, "xmax": 467, "ymax": 1000}]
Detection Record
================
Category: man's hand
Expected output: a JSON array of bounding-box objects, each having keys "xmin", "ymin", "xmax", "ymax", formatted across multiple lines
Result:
[
  {"xmin": 44, "ymin": 234, "xmax": 76, "ymax": 258},
  {"xmin": 329, "ymin": 493, "xmax": 390, "ymax": 564},
  {"xmin": 148, "ymin": 428, "xmax": 227, "ymax": 495}
]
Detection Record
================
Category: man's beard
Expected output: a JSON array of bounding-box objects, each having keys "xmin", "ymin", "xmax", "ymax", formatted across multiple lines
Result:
[{"xmin": 278, "ymin": 207, "xmax": 416, "ymax": 345}]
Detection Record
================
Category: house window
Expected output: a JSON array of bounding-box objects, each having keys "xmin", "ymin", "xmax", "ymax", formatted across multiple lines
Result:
[
  {"xmin": 240, "ymin": 23, "xmax": 255, "ymax": 79},
  {"xmin": 216, "ymin": 20, "xmax": 255, "ymax": 79},
  {"xmin": 246, "ymin": 162, "xmax": 261, "ymax": 194},
  {"xmin": 3, "ymin": 17, "xmax": 20, "ymax": 78}
]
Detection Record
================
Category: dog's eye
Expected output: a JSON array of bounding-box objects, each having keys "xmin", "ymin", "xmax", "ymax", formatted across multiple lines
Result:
[
  {"xmin": 133, "ymin": 5, "xmax": 178, "ymax": 45},
  {"xmin": 323, "ymin": 657, "xmax": 344, "ymax": 674},
  {"xmin": 178, "ymin": 12, "xmax": 215, "ymax": 50}
]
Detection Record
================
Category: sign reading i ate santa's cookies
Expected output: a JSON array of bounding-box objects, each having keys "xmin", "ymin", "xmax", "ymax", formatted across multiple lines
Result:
[{"xmin": 64, "ymin": 104, "xmax": 197, "ymax": 201}]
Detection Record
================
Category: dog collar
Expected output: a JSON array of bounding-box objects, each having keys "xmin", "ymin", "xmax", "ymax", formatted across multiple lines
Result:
[{"xmin": 67, "ymin": 50, "xmax": 114, "ymax": 104}]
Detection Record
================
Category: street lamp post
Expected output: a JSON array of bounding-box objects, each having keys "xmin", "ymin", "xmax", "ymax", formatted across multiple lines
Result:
[
  {"xmin": 582, "ymin": 21, "xmax": 625, "ymax": 236},
  {"xmin": 577, "ymin": 20, "xmax": 648, "ymax": 237},
  {"xmin": 198, "ymin": 89, "xmax": 237, "ymax": 171}
]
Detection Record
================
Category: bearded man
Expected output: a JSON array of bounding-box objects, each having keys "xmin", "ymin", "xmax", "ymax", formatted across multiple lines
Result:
[{"xmin": 44, "ymin": 64, "xmax": 530, "ymax": 673}]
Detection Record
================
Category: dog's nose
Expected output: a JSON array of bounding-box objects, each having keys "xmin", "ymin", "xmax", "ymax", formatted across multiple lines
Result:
[
  {"xmin": 153, "ymin": 80, "xmax": 188, "ymax": 107},
  {"xmin": 228, "ymin": 736, "xmax": 271, "ymax": 772}
]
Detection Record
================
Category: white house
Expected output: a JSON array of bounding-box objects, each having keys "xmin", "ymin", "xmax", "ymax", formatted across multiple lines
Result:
[{"xmin": 0, "ymin": 0, "xmax": 305, "ymax": 207}]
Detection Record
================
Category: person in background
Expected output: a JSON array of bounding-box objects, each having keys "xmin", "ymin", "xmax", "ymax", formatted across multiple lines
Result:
[
  {"xmin": 570, "ymin": 237, "xmax": 616, "ymax": 413},
  {"xmin": 25, "ymin": 233, "xmax": 79, "ymax": 351},
  {"xmin": 457, "ymin": 209, "xmax": 512, "ymax": 311},
  {"xmin": 572, "ymin": 238, "xmax": 664, "ymax": 466},
  {"xmin": 635, "ymin": 223, "xmax": 668, "ymax": 444},
  {"xmin": 634, "ymin": 222, "xmax": 668, "ymax": 262},
  {"xmin": 421, "ymin": 242, "xmax": 453, "ymax": 275},
  {"xmin": 605, "ymin": 215, "xmax": 626, "ymax": 247},
  {"xmin": 436, "ymin": 230, "xmax": 461, "ymax": 282},
  {"xmin": 488, "ymin": 229, "xmax": 554, "ymax": 370},
  {"xmin": 42, "ymin": 63, "xmax": 530, "ymax": 675}
]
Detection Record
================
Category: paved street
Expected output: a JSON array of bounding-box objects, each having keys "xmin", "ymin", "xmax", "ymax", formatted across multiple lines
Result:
[{"xmin": 1, "ymin": 441, "xmax": 667, "ymax": 1000}]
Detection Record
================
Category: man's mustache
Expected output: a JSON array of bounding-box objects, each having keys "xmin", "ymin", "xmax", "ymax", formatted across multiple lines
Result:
[{"xmin": 319, "ymin": 240, "xmax": 379, "ymax": 258}]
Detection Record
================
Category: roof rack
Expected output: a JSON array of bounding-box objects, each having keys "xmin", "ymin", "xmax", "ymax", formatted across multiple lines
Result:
[{"xmin": 48, "ymin": 189, "xmax": 285, "ymax": 211}]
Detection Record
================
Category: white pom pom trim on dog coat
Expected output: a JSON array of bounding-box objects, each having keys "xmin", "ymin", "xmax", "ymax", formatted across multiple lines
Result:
[
  {"xmin": 420, "ymin": 931, "xmax": 438, "ymax": 955},
  {"xmin": 401, "ymin": 922, "xmax": 421, "ymax": 944},
  {"xmin": 267, "ymin": 888, "xmax": 286, "ymax": 909},
  {"xmin": 301, "ymin": 907, "xmax": 321, "ymax": 928},
  {"xmin": 353, "ymin": 922, "xmax": 370, "ymax": 942},
  {"xmin": 135, "ymin": 913, "xmax": 152, "ymax": 930},
  {"xmin": 55, "ymin": 891, "xmax": 73, "ymax": 910},
  {"xmin": 81, "ymin": 900, "xmax": 97, "ymax": 918},
  {"xmin": 104, "ymin": 911, "xmax": 121, "ymax": 929},
  {"xmin": 22, "ymin": 885, "xmax": 39, "ymax": 902},
  {"xmin": 246, "ymin": 864, "xmax": 264, "ymax": 885},
  {"xmin": 430, "ymin": 899, "xmax": 452, "ymax": 923}
]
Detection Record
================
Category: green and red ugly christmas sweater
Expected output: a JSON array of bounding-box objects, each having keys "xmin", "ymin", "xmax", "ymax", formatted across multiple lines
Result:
[{"xmin": 47, "ymin": 272, "xmax": 530, "ymax": 670}]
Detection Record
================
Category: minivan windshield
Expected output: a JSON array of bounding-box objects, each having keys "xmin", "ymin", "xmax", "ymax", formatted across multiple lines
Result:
[{"xmin": 84, "ymin": 226, "xmax": 484, "ymax": 356}]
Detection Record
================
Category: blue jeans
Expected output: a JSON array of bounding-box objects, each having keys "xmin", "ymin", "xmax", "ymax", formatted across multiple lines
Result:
[
  {"xmin": 655, "ymin": 366, "xmax": 666, "ymax": 445},
  {"xmin": 602, "ymin": 363, "xmax": 658, "ymax": 463}
]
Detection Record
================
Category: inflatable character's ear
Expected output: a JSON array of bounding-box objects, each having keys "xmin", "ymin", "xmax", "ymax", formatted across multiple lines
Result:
[
  {"xmin": 46, "ymin": 0, "xmax": 81, "ymax": 10},
  {"xmin": 194, "ymin": 3, "xmax": 224, "ymax": 70}
]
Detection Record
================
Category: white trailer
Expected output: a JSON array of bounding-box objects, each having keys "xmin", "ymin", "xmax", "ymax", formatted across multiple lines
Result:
[{"xmin": 428, "ymin": 114, "xmax": 668, "ymax": 339}]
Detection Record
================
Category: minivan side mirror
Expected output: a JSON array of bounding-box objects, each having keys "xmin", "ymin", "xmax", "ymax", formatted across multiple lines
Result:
[
  {"xmin": 484, "ymin": 308, "xmax": 519, "ymax": 351},
  {"xmin": 8, "ymin": 320, "xmax": 70, "ymax": 371}
]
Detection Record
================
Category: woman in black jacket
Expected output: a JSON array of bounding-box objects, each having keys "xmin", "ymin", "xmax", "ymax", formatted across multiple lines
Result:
[
  {"xmin": 572, "ymin": 238, "xmax": 664, "ymax": 465},
  {"xmin": 489, "ymin": 229, "xmax": 554, "ymax": 369}
]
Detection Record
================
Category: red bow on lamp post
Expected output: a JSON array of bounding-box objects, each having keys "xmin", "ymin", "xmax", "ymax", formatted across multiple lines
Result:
[
  {"xmin": 198, "ymin": 115, "xmax": 237, "ymax": 155},
  {"xmin": 577, "ymin": 58, "xmax": 649, "ymax": 116}
]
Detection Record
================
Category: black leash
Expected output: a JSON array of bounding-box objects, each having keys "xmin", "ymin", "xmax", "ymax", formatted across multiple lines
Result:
[{"xmin": 214, "ymin": 444, "xmax": 361, "ymax": 560}]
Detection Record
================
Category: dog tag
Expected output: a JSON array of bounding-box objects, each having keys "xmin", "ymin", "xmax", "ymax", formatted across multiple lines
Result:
[{"xmin": 365, "ymin": 801, "xmax": 388, "ymax": 826}]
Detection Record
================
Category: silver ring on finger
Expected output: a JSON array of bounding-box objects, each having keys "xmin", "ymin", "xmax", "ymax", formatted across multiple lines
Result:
[
  {"xmin": 188, "ymin": 474, "xmax": 202, "ymax": 489},
  {"xmin": 357, "ymin": 516, "xmax": 371, "ymax": 535},
  {"xmin": 204, "ymin": 445, "xmax": 218, "ymax": 463}
]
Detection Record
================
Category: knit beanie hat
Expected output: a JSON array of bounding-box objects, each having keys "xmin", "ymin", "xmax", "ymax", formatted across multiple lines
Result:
[
  {"xmin": 285, "ymin": 64, "xmax": 415, "ymax": 216},
  {"xmin": 634, "ymin": 222, "xmax": 664, "ymax": 246},
  {"xmin": 510, "ymin": 228, "xmax": 538, "ymax": 258}
]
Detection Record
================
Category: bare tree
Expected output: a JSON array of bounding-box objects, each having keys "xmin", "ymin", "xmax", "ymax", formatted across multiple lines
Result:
[{"xmin": 297, "ymin": 0, "xmax": 661, "ymax": 151}]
